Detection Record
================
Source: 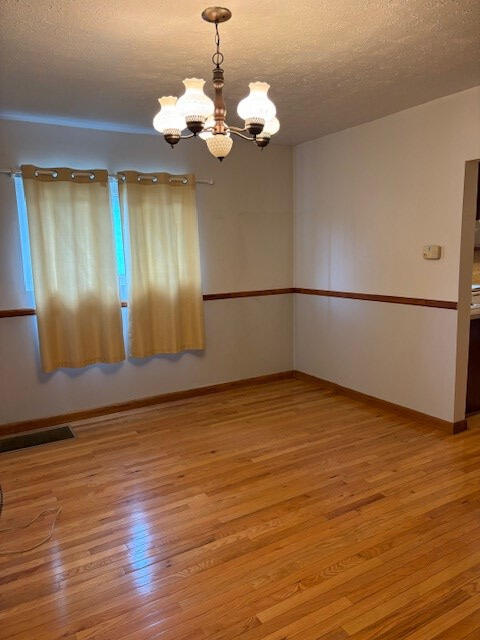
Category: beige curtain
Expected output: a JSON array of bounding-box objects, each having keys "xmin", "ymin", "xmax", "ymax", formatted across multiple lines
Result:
[
  {"xmin": 22, "ymin": 165, "xmax": 125, "ymax": 372},
  {"xmin": 119, "ymin": 171, "xmax": 205, "ymax": 358}
]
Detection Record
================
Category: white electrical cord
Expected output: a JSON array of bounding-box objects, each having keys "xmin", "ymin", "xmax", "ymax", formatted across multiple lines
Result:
[{"xmin": 0, "ymin": 485, "xmax": 61, "ymax": 555}]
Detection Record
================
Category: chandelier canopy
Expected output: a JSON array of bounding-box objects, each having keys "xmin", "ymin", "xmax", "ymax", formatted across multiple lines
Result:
[{"xmin": 153, "ymin": 6, "xmax": 279, "ymax": 161}]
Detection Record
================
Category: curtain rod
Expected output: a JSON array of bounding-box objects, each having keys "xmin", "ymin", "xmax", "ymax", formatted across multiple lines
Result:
[{"xmin": 0, "ymin": 169, "xmax": 214, "ymax": 185}]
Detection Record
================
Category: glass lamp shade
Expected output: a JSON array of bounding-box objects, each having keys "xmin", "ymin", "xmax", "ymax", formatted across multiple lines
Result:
[
  {"xmin": 237, "ymin": 82, "xmax": 276, "ymax": 127},
  {"xmin": 199, "ymin": 115, "xmax": 216, "ymax": 140},
  {"xmin": 177, "ymin": 78, "xmax": 214, "ymax": 125},
  {"xmin": 262, "ymin": 117, "xmax": 280, "ymax": 137},
  {"xmin": 152, "ymin": 96, "xmax": 186, "ymax": 134},
  {"xmin": 206, "ymin": 133, "xmax": 233, "ymax": 161}
]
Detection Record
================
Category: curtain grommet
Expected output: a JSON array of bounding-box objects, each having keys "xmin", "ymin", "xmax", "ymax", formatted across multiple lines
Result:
[{"xmin": 34, "ymin": 169, "xmax": 58, "ymax": 179}]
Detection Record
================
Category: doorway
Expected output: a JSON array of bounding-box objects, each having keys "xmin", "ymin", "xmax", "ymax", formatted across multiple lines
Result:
[
  {"xmin": 466, "ymin": 163, "xmax": 480, "ymax": 414},
  {"xmin": 455, "ymin": 159, "xmax": 480, "ymax": 425}
]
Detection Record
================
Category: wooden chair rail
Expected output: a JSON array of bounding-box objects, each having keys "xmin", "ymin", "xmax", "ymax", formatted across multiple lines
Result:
[{"xmin": 0, "ymin": 287, "xmax": 457, "ymax": 318}]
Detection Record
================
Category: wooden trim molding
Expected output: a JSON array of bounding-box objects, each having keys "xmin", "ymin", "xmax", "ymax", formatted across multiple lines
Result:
[
  {"xmin": 0, "ymin": 308, "xmax": 37, "ymax": 318},
  {"xmin": 294, "ymin": 288, "xmax": 457, "ymax": 310},
  {"xmin": 0, "ymin": 371, "xmax": 294, "ymax": 437},
  {"xmin": 0, "ymin": 369, "xmax": 466, "ymax": 437},
  {"xmin": 0, "ymin": 370, "xmax": 468, "ymax": 436},
  {"xmin": 203, "ymin": 288, "xmax": 293, "ymax": 300},
  {"xmin": 293, "ymin": 371, "xmax": 467, "ymax": 435},
  {"xmin": 0, "ymin": 289, "xmax": 295, "ymax": 318},
  {"xmin": 0, "ymin": 287, "xmax": 457, "ymax": 318}
]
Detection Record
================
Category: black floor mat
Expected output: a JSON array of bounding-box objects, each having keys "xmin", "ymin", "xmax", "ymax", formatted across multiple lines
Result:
[{"xmin": 0, "ymin": 426, "xmax": 74, "ymax": 453}]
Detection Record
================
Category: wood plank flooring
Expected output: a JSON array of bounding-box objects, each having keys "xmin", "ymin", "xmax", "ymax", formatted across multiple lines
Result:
[{"xmin": 1, "ymin": 377, "xmax": 480, "ymax": 639}]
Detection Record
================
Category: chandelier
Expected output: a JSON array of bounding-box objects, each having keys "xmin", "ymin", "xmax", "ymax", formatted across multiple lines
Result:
[{"xmin": 152, "ymin": 6, "xmax": 279, "ymax": 161}]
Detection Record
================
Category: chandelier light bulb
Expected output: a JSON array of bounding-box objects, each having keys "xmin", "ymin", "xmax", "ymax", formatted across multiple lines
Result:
[
  {"xmin": 206, "ymin": 133, "xmax": 233, "ymax": 161},
  {"xmin": 177, "ymin": 78, "xmax": 214, "ymax": 133},
  {"xmin": 237, "ymin": 82, "xmax": 276, "ymax": 135}
]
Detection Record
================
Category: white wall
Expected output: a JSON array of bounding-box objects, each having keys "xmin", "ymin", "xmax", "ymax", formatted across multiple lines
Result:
[
  {"xmin": 294, "ymin": 87, "xmax": 480, "ymax": 422},
  {"xmin": 0, "ymin": 120, "xmax": 293, "ymax": 424},
  {"xmin": 2, "ymin": 87, "xmax": 478, "ymax": 426}
]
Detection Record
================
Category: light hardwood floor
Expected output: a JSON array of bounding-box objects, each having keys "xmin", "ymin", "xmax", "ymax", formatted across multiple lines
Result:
[{"xmin": 1, "ymin": 378, "xmax": 480, "ymax": 639}]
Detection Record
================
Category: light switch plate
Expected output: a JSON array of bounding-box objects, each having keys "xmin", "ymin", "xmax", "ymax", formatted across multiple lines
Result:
[{"xmin": 423, "ymin": 245, "xmax": 442, "ymax": 260}]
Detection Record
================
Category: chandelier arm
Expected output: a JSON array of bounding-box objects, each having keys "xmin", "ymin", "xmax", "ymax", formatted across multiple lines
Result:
[
  {"xmin": 230, "ymin": 130, "xmax": 256, "ymax": 141},
  {"xmin": 229, "ymin": 125, "xmax": 248, "ymax": 133},
  {"xmin": 180, "ymin": 132, "xmax": 196, "ymax": 139}
]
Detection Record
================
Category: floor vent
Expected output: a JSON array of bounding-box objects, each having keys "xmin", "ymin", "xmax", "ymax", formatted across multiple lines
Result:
[{"xmin": 0, "ymin": 426, "xmax": 75, "ymax": 453}]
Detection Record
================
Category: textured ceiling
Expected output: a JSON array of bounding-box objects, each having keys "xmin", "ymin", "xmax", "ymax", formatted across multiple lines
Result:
[{"xmin": 0, "ymin": 0, "xmax": 479, "ymax": 144}]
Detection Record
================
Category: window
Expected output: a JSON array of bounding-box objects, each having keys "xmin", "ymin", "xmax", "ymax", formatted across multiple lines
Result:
[
  {"xmin": 14, "ymin": 173, "xmax": 127, "ymax": 297},
  {"xmin": 13, "ymin": 174, "xmax": 34, "ymax": 293},
  {"xmin": 108, "ymin": 177, "xmax": 127, "ymax": 286}
]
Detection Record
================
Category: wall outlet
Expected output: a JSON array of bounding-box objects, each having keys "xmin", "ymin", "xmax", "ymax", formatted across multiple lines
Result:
[{"xmin": 423, "ymin": 245, "xmax": 442, "ymax": 260}]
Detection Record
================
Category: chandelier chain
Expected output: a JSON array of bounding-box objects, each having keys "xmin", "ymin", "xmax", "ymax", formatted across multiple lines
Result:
[{"xmin": 212, "ymin": 21, "xmax": 224, "ymax": 68}]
